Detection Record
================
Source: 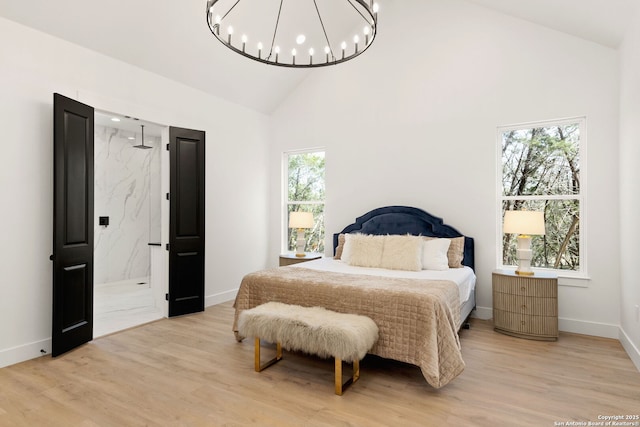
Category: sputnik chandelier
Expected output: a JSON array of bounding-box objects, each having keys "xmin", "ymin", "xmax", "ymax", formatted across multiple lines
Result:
[{"xmin": 206, "ymin": 0, "xmax": 379, "ymax": 68}]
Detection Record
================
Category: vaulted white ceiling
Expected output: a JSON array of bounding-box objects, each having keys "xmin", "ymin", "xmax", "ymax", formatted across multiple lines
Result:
[
  {"xmin": 466, "ymin": 0, "xmax": 636, "ymax": 49},
  {"xmin": 0, "ymin": 0, "xmax": 635, "ymax": 114}
]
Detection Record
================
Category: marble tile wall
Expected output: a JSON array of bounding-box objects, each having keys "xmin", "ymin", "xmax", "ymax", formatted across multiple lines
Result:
[{"xmin": 94, "ymin": 125, "xmax": 161, "ymax": 285}]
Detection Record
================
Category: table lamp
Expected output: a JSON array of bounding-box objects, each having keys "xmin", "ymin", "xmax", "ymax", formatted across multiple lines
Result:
[
  {"xmin": 503, "ymin": 210, "xmax": 545, "ymax": 275},
  {"xmin": 289, "ymin": 211, "xmax": 314, "ymax": 257}
]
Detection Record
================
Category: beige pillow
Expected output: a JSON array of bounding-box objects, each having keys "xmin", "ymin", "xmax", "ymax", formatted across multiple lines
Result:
[
  {"xmin": 421, "ymin": 238, "xmax": 450, "ymax": 271},
  {"xmin": 343, "ymin": 234, "xmax": 385, "ymax": 268},
  {"xmin": 380, "ymin": 235, "xmax": 423, "ymax": 271},
  {"xmin": 423, "ymin": 236, "xmax": 465, "ymax": 268},
  {"xmin": 334, "ymin": 233, "xmax": 346, "ymax": 259}
]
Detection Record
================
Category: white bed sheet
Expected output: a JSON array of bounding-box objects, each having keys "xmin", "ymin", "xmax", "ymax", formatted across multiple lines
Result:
[{"xmin": 290, "ymin": 257, "xmax": 476, "ymax": 305}]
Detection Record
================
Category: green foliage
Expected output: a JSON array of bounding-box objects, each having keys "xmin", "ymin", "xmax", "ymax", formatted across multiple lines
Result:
[
  {"xmin": 502, "ymin": 124, "xmax": 581, "ymax": 270},
  {"xmin": 287, "ymin": 152, "xmax": 325, "ymax": 253},
  {"xmin": 502, "ymin": 124, "xmax": 580, "ymax": 196}
]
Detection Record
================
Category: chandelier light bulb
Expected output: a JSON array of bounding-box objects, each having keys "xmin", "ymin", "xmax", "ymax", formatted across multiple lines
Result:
[
  {"xmin": 206, "ymin": 0, "xmax": 378, "ymax": 68},
  {"xmin": 227, "ymin": 25, "xmax": 233, "ymax": 44},
  {"xmin": 214, "ymin": 14, "xmax": 221, "ymax": 35}
]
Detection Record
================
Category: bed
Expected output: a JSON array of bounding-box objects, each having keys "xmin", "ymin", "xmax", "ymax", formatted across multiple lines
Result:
[{"xmin": 233, "ymin": 206, "xmax": 476, "ymax": 388}]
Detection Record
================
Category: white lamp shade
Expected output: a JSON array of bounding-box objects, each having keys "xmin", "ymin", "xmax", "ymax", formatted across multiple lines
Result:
[
  {"xmin": 289, "ymin": 211, "xmax": 314, "ymax": 229},
  {"xmin": 503, "ymin": 210, "xmax": 545, "ymax": 235}
]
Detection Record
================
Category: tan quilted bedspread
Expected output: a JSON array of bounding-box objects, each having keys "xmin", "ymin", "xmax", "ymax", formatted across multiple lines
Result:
[{"xmin": 233, "ymin": 267, "xmax": 465, "ymax": 388}]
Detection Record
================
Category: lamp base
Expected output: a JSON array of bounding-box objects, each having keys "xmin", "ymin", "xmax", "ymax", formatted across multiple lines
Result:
[
  {"xmin": 515, "ymin": 235, "xmax": 535, "ymax": 276},
  {"xmin": 295, "ymin": 229, "xmax": 306, "ymax": 258},
  {"xmin": 515, "ymin": 270, "xmax": 535, "ymax": 276}
]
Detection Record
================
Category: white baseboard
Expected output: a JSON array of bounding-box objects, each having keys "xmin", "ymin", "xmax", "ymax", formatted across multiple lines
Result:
[
  {"xmin": 0, "ymin": 338, "xmax": 51, "ymax": 369},
  {"xmin": 471, "ymin": 306, "xmax": 492, "ymax": 320},
  {"xmin": 558, "ymin": 317, "xmax": 619, "ymax": 339},
  {"xmin": 1, "ymin": 289, "xmax": 238, "ymax": 369},
  {"xmin": 473, "ymin": 307, "xmax": 619, "ymax": 339},
  {"xmin": 205, "ymin": 289, "xmax": 238, "ymax": 307},
  {"xmin": 4, "ymin": 303, "xmax": 637, "ymax": 375},
  {"xmin": 620, "ymin": 327, "xmax": 640, "ymax": 372}
]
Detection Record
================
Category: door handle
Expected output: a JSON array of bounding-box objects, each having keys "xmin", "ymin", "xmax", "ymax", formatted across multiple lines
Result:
[{"xmin": 49, "ymin": 254, "xmax": 54, "ymax": 261}]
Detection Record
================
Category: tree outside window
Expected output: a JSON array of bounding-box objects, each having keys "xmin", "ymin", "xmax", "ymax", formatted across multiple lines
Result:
[
  {"xmin": 499, "ymin": 118, "xmax": 585, "ymax": 273},
  {"xmin": 285, "ymin": 150, "xmax": 325, "ymax": 253}
]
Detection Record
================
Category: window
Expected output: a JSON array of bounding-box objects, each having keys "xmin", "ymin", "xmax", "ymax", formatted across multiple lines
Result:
[
  {"xmin": 498, "ymin": 118, "xmax": 586, "ymax": 275},
  {"xmin": 284, "ymin": 149, "xmax": 325, "ymax": 253}
]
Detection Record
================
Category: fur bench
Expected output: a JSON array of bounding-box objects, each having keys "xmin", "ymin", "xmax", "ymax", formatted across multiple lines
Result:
[{"xmin": 237, "ymin": 302, "xmax": 379, "ymax": 395}]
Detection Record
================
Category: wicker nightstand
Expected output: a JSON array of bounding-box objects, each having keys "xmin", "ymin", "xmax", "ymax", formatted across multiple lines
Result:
[
  {"xmin": 279, "ymin": 253, "xmax": 322, "ymax": 267},
  {"xmin": 492, "ymin": 269, "xmax": 558, "ymax": 341}
]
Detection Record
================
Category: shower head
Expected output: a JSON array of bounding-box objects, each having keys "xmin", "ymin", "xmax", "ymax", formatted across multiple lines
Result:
[{"xmin": 133, "ymin": 124, "xmax": 152, "ymax": 149}]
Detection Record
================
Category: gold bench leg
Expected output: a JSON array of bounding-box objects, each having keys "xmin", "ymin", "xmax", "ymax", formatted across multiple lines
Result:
[
  {"xmin": 334, "ymin": 358, "xmax": 360, "ymax": 396},
  {"xmin": 254, "ymin": 337, "xmax": 282, "ymax": 372},
  {"xmin": 253, "ymin": 339, "xmax": 360, "ymax": 395}
]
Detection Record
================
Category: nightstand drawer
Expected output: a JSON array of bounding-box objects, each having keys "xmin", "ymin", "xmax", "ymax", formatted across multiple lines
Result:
[
  {"xmin": 493, "ymin": 274, "xmax": 557, "ymax": 298},
  {"xmin": 493, "ymin": 310, "xmax": 558, "ymax": 340},
  {"xmin": 493, "ymin": 293, "xmax": 558, "ymax": 316}
]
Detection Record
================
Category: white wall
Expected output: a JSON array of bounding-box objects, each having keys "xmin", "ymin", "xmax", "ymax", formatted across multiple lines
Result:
[
  {"xmin": 0, "ymin": 17, "xmax": 270, "ymax": 367},
  {"xmin": 619, "ymin": 7, "xmax": 640, "ymax": 369},
  {"xmin": 270, "ymin": 0, "xmax": 621, "ymax": 337}
]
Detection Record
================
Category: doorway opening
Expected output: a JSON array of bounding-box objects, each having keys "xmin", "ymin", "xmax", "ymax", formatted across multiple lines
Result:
[{"xmin": 93, "ymin": 110, "xmax": 166, "ymax": 337}]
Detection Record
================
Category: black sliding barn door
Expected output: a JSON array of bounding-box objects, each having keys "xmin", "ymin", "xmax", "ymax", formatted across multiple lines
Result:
[
  {"xmin": 52, "ymin": 93, "xmax": 94, "ymax": 357},
  {"xmin": 168, "ymin": 127, "xmax": 205, "ymax": 317}
]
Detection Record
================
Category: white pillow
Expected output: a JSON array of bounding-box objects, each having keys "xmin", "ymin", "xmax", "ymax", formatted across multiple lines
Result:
[
  {"xmin": 340, "ymin": 233, "xmax": 355, "ymax": 264},
  {"xmin": 343, "ymin": 234, "xmax": 385, "ymax": 268},
  {"xmin": 380, "ymin": 235, "xmax": 423, "ymax": 271},
  {"xmin": 422, "ymin": 238, "xmax": 451, "ymax": 271},
  {"xmin": 423, "ymin": 236, "xmax": 465, "ymax": 268}
]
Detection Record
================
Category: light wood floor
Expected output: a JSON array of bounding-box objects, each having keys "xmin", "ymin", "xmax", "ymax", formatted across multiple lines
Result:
[{"xmin": 1, "ymin": 302, "xmax": 638, "ymax": 427}]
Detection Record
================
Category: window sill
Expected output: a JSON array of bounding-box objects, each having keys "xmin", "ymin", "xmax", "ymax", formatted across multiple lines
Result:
[
  {"xmin": 539, "ymin": 268, "xmax": 590, "ymax": 287},
  {"xmin": 498, "ymin": 266, "xmax": 590, "ymax": 287},
  {"xmin": 557, "ymin": 275, "xmax": 590, "ymax": 288}
]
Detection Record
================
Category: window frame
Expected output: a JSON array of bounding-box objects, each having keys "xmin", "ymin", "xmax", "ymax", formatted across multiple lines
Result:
[
  {"xmin": 496, "ymin": 117, "xmax": 588, "ymax": 279},
  {"xmin": 282, "ymin": 147, "xmax": 326, "ymax": 254}
]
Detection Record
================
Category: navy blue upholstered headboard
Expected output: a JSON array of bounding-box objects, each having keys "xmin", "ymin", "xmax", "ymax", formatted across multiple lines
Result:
[{"xmin": 332, "ymin": 206, "xmax": 475, "ymax": 271}]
